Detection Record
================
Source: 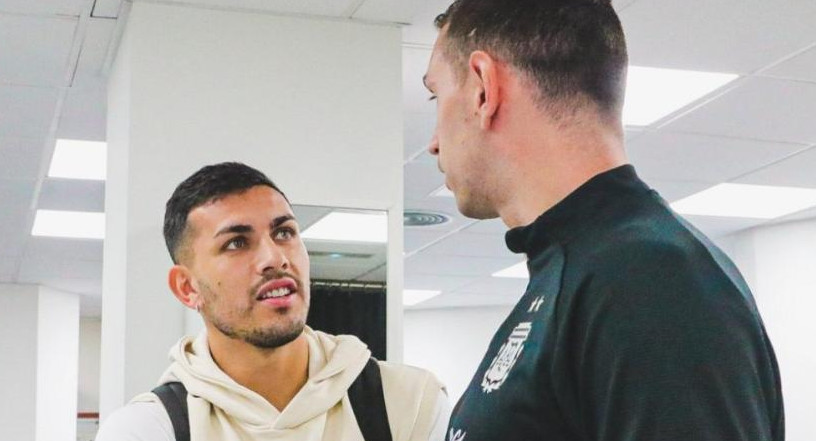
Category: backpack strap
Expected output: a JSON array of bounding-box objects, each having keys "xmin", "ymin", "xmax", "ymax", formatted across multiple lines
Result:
[
  {"xmin": 152, "ymin": 381, "xmax": 190, "ymax": 441},
  {"xmin": 348, "ymin": 357, "xmax": 393, "ymax": 441}
]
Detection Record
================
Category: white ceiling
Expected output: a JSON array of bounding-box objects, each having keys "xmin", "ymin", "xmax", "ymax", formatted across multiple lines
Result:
[{"xmin": 1, "ymin": 0, "xmax": 816, "ymax": 315}]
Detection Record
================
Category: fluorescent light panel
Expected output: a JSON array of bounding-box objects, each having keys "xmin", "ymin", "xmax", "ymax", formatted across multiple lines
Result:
[
  {"xmin": 404, "ymin": 289, "xmax": 441, "ymax": 306},
  {"xmin": 48, "ymin": 139, "xmax": 107, "ymax": 180},
  {"xmin": 671, "ymin": 183, "xmax": 816, "ymax": 219},
  {"xmin": 492, "ymin": 261, "xmax": 528, "ymax": 279},
  {"xmin": 31, "ymin": 210, "xmax": 105, "ymax": 239},
  {"xmin": 302, "ymin": 211, "xmax": 388, "ymax": 243},
  {"xmin": 624, "ymin": 66, "xmax": 738, "ymax": 126}
]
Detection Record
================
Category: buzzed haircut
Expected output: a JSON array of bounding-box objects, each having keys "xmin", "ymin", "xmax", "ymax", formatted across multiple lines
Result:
[
  {"xmin": 435, "ymin": 0, "xmax": 628, "ymax": 118},
  {"xmin": 163, "ymin": 162, "xmax": 288, "ymax": 263}
]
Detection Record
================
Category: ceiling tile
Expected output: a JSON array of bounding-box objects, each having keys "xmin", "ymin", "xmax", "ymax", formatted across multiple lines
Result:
[
  {"xmin": 619, "ymin": 0, "xmax": 816, "ymax": 73},
  {"xmin": 422, "ymin": 232, "xmax": 516, "ymax": 259},
  {"xmin": 763, "ymin": 45, "xmax": 816, "ymax": 82},
  {"xmin": 405, "ymin": 160, "xmax": 445, "ymax": 199},
  {"xmin": 73, "ymin": 18, "xmax": 117, "ymax": 87},
  {"xmin": 354, "ymin": 265, "xmax": 386, "ymax": 282},
  {"xmin": 39, "ymin": 278, "xmax": 102, "ymax": 296},
  {"xmin": 57, "ymin": 83, "xmax": 107, "ymax": 140},
  {"xmin": 404, "ymin": 111, "xmax": 435, "ymax": 161},
  {"xmin": 0, "ymin": 178, "xmax": 36, "ymax": 219},
  {"xmin": 292, "ymin": 204, "xmax": 334, "ymax": 230},
  {"xmin": 734, "ymin": 146, "xmax": 816, "ymax": 189},
  {"xmin": 0, "ymin": 14, "xmax": 78, "ymax": 87},
  {"xmin": 0, "ymin": 0, "xmax": 86, "ymax": 16},
  {"xmin": 0, "ymin": 256, "xmax": 18, "ymax": 281},
  {"xmin": 151, "ymin": 0, "xmax": 360, "ymax": 18},
  {"xmin": 405, "ymin": 229, "xmax": 447, "ymax": 254},
  {"xmin": 400, "ymin": 0, "xmax": 448, "ymax": 46},
  {"xmin": 402, "ymin": 47, "xmax": 435, "ymax": 114},
  {"xmin": 0, "ymin": 85, "xmax": 60, "ymax": 138},
  {"xmin": 451, "ymin": 276, "xmax": 529, "ymax": 297},
  {"xmin": 92, "ymin": 0, "xmax": 123, "ymax": 18},
  {"xmin": 665, "ymin": 77, "xmax": 816, "ymax": 145},
  {"xmin": 638, "ymin": 178, "xmax": 713, "ymax": 203},
  {"xmin": 680, "ymin": 215, "xmax": 767, "ymax": 240},
  {"xmin": 462, "ymin": 218, "xmax": 510, "ymax": 235},
  {"xmin": 628, "ymin": 132, "xmax": 807, "ymax": 182},
  {"xmin": 17, "ymin": 256, "xmax": 102, "ymax": 282},
  {"xmin": 410, "ymin": 292, "xmax": 519, "ymax": 309},
  {"xmin": 404, "ymin": 273, "xmax": 474, "ymax": 292},
  {"xmin": 38, "ymin": 178, "xmax": 105, "ymax": 212},
  {"xmin": 0, "ymin": 137, "xmax": 47, "ymax": 180},
  {"xmin": 352, "ymin": 0, "xmax": 424, "ymax": 23},
  {"xmin": 405, "ymin": 253, "xmax": 518, "ymax": 277},
  {"xmin": 24, "ymin": 237, "xmax": 103, "ymax": 262}
]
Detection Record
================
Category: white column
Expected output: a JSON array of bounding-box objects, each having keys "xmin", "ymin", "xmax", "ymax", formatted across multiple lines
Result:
[
  {"xmin": 723, "ymin": 220, "xmax": 816, "ymax": 441},
  {"xmin": 0, "ymin": 284, "xmax": 79, "ymax": 441},
  {"xmin": 102, "ymin": 2, "xmax": 403, "ymax": 419}
]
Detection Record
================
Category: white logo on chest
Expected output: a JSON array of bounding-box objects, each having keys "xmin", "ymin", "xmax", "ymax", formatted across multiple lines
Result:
[
  {"xmin": 481, "ymin": 322, "xmax": 532, "ymax": 393},
  {"xmin": 448, "ymin": 428, "xmax": 467, "ymax": 441}
]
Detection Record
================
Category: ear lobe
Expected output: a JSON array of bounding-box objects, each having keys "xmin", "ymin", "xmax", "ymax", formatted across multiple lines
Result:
[
  {"xmin": 168, "ymin": 265, "xmax": 201, "ymax": 311},
  {"xmin": 469, "ymin": 51, "xmax": 500, "ymax": 130}
]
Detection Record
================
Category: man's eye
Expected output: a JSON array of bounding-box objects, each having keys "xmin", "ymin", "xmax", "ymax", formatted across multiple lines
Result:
[
  {"xmin": 275, "ymin": 227, "xmax": 296, "ymax": 241},
  {"xmin": 224, "ymin": 237, "xmax": 248, "ymax": 250},
  {"xmin": 428, "ymin": 95, "xmax": 437, "ymax": 101}
]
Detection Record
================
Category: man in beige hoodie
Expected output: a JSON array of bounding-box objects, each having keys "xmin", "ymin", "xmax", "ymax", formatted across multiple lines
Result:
[{"xmin": 96, "ymin": 162, "xmax": 449, "ymax": 441}]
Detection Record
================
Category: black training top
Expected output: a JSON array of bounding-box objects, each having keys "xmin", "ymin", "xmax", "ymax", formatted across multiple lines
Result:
[{"xmin": 446, "ymin": 165, "xmax": 784, "ymax": 441}]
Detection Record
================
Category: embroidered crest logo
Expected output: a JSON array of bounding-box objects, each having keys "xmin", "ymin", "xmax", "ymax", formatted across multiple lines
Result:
[
  {"xmin": 481, "ymin": 322, "xmax": 532, "ymax": 393},
  {"xmin": 448, "ymin": 428, "xmax": 467, "ymax": 441}
]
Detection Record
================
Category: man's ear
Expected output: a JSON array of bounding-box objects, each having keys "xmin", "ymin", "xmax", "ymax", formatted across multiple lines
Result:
[
  {"xmin": 468, "ymin": 50, "xmax": 501, "ymax": 130},
  {"xmin": 168, "ymin": 265, "xmax": 202, "ymax": 311}
]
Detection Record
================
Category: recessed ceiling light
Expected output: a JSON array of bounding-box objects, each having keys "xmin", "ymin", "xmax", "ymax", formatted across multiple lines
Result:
[
  {"xmin": 404, "ymin": 289, "xmax": 441, "ymax": 306},
  {"xmin": 48, "ymin": 139, "xmax": 107, "ymax": 180},
  {"xmin": 671, "ymin": 183, "xmax": 816, "ymax": 219},
  {"xmin": 624, "ymin": 66, "xmax": 738, "ymax": 126},
  {"xmin": 302, "ymin": 211, "xmax": 387, "ymax": 243},
  {"xmin": 31, "ymin": 210, "xmax": 105, "ymax": 239},
  {"xmin": 430, "ymin": 185, "xmax": 454, "ymax": 198},
  {"xmin": 492, "ymin": 261, "xmax": 528, "ymax": 279}
]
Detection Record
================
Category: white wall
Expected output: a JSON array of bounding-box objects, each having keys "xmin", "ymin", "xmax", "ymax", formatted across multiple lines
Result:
[
  {"xmin": 404, "ymin": 306, "xmax": 513, "ymax": 402},
  {"xmin": 103, "ymin": 2, "xmax": 403, "ymax": 418},
  {"xmin": 723, "ymin": 220, "xmax": 816, "ymax": 441},
  {"xmin": 78, "ymin": 318, "xmax": 101, "ymax": 412},
  {"xmin": 36, "ymin": 288, "xmax": 80, "ymax": 441},
  {"xmin": 0, "ymin": 284, "xmax": 39, "ymax": 441}
]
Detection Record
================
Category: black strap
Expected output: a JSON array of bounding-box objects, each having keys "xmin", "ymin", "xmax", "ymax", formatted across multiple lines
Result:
[
  {"xmin": 152, "ymin": 382, "xmax": 190, "ymax": 441},
  {"xmin": 151, "ymin": 358, "xmax": 391, "ymax": 441},
  {"xmin": 348, "ymin": 357, "xmax": 393, "ymax": 441}
]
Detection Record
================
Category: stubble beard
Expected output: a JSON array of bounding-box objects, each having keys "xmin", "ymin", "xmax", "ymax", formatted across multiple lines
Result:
[{"xmin": 200, "ymin": 280, "xmax": 309, "ymax": 350}]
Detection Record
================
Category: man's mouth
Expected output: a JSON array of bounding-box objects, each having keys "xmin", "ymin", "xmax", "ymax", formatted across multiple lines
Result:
[{"xmin": 256, "ymin": 278, "xmax": 297, "ymax": 301}]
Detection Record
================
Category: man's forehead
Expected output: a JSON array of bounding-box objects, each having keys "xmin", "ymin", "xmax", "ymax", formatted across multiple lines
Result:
[{"xmin": 188, "ymin": 187, "xmax": 294, "ymax": 229}]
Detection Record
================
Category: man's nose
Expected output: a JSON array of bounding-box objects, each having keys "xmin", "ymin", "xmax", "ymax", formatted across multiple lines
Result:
[
  {"xmin": 257, "ymin": 236, "xmax": 290, "ymax": 273},
  {"xmin": 428, "ymin": 131, "xmax": 440, "ymax": 156}
]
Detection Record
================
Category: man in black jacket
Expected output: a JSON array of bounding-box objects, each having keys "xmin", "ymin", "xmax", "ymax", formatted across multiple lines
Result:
[{"xmin": 422, "ymin": 1, "xmax": 784, "ymax": 440}]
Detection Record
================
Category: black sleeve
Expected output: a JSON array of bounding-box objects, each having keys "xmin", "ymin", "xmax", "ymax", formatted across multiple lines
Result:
[{"xmin": 556, "ymin": 240, "xmax": 783, "ymax": 441}]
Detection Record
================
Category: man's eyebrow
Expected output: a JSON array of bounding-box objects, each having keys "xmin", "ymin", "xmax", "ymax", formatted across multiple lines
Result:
[
  {"xmin": 272, "ymin": 215, "xmax": 296, "ymax": 228},
  {"xmin": 214, "ymin": 224, "xmax": 253, "ymax": 238},
  {"xmin": 422, "ymin": 74, "xmax": 433, "ymax": 91}
]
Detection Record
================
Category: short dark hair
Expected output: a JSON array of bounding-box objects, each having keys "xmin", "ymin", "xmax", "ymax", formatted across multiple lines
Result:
[
  {"xmin": 163, "ymin": 162, "xmax": 288, "ymax": 263},
  {"xmin": 435, "ymin": 0, "xmax": 628, "ymax": 118}
]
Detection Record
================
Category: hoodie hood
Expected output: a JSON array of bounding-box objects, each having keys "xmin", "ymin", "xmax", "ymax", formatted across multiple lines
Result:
[{"xmin": 156, "ymin": 326, "xmax": 370, "ymax": 433}]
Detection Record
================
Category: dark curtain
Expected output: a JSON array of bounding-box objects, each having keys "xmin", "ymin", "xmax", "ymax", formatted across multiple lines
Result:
[{"xmin": 306, "ymin": 281, "xmax": 387, "ymax": 360}]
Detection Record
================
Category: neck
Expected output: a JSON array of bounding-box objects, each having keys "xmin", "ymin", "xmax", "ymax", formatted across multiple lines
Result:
[
  {"xmin": 496, "ymin": 118, "xmax": 627, "ymax": 229},
  {"xmin": 206, "ymin": 325, "xmax": 310, "ymax": 411}
]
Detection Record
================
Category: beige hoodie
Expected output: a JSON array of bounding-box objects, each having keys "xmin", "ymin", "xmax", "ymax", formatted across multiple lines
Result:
[{"xmin": 129, "ymin": 327, "xmax": 447, "ymax": 441}]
